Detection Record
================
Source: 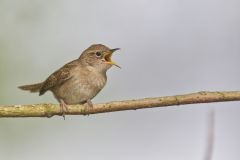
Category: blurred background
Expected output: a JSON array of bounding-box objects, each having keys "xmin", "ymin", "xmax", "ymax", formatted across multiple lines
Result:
[{"xmin": 0, "ymin": 0, "xmax": 240, "ymax": 160}]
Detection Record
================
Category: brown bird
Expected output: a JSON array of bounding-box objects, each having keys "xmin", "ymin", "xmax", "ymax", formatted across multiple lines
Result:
[{"xmin": 19, "ymin": 44, "xmax": 120, "ymax": 118}]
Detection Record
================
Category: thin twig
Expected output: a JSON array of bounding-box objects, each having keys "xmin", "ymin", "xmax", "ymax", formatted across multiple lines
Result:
[
  {"xmin": 204, "ymin": 110, "xmax": 215, "ymax": 160},
  {"xmin": 0, "ymin": 91, "xmax": 240, "ymax": 118}
]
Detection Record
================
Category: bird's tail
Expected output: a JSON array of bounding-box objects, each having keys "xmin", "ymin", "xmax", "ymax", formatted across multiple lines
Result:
[{"xmin": 18, "ymin": 82, "xmax": 43, "ymax": 93}]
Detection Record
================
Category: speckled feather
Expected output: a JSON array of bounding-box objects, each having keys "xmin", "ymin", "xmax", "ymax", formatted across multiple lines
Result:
[{"xmin": 39, "ymin": 60, "xmax": 78, "ymax": 96}]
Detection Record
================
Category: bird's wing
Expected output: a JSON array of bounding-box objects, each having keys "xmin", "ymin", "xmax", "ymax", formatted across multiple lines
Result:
[{"xmin": 39, "ymin": 60, "xmax": 78, "ymax": 95}]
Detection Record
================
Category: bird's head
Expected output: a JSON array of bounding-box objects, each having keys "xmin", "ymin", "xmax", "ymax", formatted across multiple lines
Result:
[{"xmin": 79, "ymin": 44, "xmax": 120, "ymax": 73}]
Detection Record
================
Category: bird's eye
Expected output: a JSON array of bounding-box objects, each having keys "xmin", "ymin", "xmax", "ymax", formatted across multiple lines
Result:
[{"xmin": 95, "ymin": 52, "xmax": 102, "ymax": 57}]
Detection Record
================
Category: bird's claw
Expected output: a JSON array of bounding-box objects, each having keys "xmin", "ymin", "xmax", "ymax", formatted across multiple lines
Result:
[
  {"xmin": 86, "ymin": 99, "xmax": 93, "ymax": 108},
  {"xmin": 60, "ymin": 99, "xmax": 68, "ymax": 120},
  {"xmin": 84, "ymin": 99, "xmax": 93, "ymax": 116}
]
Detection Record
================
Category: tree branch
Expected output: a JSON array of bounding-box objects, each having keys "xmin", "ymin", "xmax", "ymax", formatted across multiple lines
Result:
[{"xmin": 1, "ymin": 91, "xmax": 240, "ymax": 118}]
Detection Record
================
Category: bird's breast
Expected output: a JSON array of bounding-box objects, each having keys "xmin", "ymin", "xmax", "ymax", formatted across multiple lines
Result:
[{"xmin": 52, "ymin": 68, "xmax": 107, "ymax": 104}]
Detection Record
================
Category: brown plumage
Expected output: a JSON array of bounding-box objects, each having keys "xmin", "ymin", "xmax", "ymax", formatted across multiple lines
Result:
[
  {"xmin": 18, "ymin": 83, "xmax": 43, "ymax": 93},
  {"xmin": 19, "ymin": 44, "xmax": 120, "ymax": 118}
]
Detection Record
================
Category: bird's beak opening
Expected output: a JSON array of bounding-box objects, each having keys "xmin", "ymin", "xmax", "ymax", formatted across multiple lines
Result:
[{"xmin": 104, "ymin": 48, "xmax": 121, "ymax": 68}]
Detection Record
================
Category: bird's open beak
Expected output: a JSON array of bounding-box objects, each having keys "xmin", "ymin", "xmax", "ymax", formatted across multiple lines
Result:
[{"xmin": 104, "ymin": 48, "xmax": 121, "ymax": 68}]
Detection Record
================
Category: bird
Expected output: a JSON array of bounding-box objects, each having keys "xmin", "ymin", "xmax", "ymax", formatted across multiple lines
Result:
[{"xmin": 19, "ymin": 44, "xmax": 120, "ymax": 118}]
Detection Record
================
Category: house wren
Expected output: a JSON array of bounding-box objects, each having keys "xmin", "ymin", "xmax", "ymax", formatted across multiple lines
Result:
[{"xmin": 19, "ymin": 44, "xmax": 120, "ymax": 118}]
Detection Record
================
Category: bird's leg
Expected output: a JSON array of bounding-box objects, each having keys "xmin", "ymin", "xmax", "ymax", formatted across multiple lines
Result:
[
  {"xmin": 59, "ymin": 99, "xmax": 68, "ymax": 120},
  {"xmin": 84, "ymin": 99, "xmax": 93, "ymax": 116},
  {"xmin": 86, "ymin": 99, "xmax": 93, "ymax": 108}
]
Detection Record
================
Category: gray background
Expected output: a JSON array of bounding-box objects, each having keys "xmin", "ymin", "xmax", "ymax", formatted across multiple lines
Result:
[{"xmin": 0, "ymin": 0, "xmax": 240, "ymax": 160}]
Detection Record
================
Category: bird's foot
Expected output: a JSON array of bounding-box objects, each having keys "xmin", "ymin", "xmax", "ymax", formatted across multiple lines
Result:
[
  {"xmin": 60, "ymin": 99, "xmax": 68, "ymax": 120},
  {"xmin": 83, "ymin": 99, "xmax": 93, "ymax": 116},
  {"xmin": 86, "ymin": 99, "xmax": 93, "ymax": 108}
]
